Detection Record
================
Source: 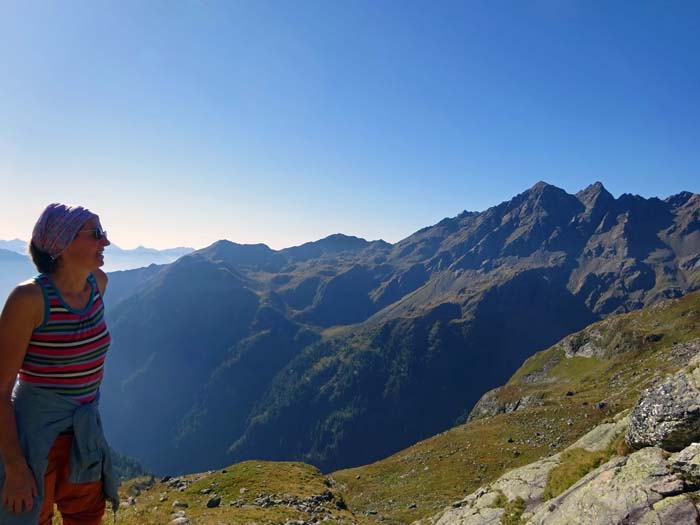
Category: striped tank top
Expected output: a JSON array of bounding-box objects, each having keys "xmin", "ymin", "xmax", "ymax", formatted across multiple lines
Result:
[{"xmin": 18, "ymin": 272, "xmax": 111, "ymax": 404}]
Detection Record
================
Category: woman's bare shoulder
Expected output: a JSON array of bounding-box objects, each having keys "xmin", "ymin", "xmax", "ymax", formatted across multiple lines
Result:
[
  {"xmin": 10, "ymin": 279, "xmax": 43, "ymax": 301},
  {"xmin": 1, "ymin": 279, "xmax": 44, "ymax": 328},
  {"xmin": 93, "ymin": 269, "xmax": 108, "ymax": 296},
  {"xmin": 0, "ymin": 280, "xmax": 44, "ymax": 386}
]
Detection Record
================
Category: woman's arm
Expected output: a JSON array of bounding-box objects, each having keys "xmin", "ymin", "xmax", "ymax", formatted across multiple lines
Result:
[{"xmin": 0, "ymin": 283, "xmax": 44, "ymax": 513}]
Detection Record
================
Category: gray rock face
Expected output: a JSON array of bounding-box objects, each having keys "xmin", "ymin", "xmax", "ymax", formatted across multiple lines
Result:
[
  {"xmin": 527, "ymin": 447, "xmax": 688, "ymax": 524},
  {"xmin": 467, "ymin": 387, "xmax": 544, "ymax": 422},
  {"xmin": 670, "ymin": 442, "xmax": 700, "ymax": 482},
  {"xmin": 490, "ymin": 456, "xmax": 562, "ymax": 506},
  {"xmin": 422, "ymin": 413, "xmax": 629, "ymax": 525},
  {"xmin": 435, "ymin": 505, "xmax": 504, "ymax": 525},
  {"xmin": 560, "ymin": 327, "xmax": 607, "ymax": 359},
  {"xmin": 568, "ymin": 412, "xmax": 630, "ymax": 452},
  {"xmin": 638, "ymin": 495, "xmax": 700, "ymax": 525},
  {"xmin": 434, "ymin": 491, "xmax": 505, "ymax": 525},
  {"xmin": 626, "ymin": 364, "xmax": 700, "ymax": 451}
]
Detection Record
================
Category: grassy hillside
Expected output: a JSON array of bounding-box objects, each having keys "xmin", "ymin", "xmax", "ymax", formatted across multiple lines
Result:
[{"xmin": 94, "ymin": 461, "xmax": 363, "ymax": 525}]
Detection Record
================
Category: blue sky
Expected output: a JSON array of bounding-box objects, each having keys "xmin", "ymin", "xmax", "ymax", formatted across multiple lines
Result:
[{"xmin": 1, "ymin": 1, "xmax": 698, "ymax": 250}]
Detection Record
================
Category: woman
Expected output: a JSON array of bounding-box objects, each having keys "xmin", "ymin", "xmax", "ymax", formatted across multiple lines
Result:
[{"xmin": 0, "ymin": 203, "xmax": 120, "ymax": 525}]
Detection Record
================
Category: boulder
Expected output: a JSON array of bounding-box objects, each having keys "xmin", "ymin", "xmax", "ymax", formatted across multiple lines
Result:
[
  {"xmin": 527, "ymin": 447, "xmax": 686, "ymax": 524},
  {"xmin": 568, "ymin": 412, "xmax": 629, "ymax": 452},
  {"xmin": 434, "ymin": 491, "xmax": 504, "ymax": 525},
  {"xmin": 491, "ymin": 455, "xmax": 562, "ymax": 505},
  {"xmin": 626, "ymin": 364, "xmax": 700, "ymax": 451},
  {"xmin": 638, "ymin": 495, "xmax": 700, "ymax": 525},
  {"xmin": 435, "ymin": 505, "xmax": 504, "ymax": 525},
  {"xmin": 669, "ymin": 442, "xmax": 700, "ymax": 482}
]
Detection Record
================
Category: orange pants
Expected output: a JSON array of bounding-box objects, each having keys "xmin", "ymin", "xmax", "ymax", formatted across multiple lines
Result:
[{"xmin": 38, "ymin": 434, "xmax": 106, "ymax": 525}]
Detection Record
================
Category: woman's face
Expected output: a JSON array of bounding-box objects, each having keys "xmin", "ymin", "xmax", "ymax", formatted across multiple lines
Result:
[{"xmin": 61, "ymin": 217, "xmax": 111, "ymax": 271}]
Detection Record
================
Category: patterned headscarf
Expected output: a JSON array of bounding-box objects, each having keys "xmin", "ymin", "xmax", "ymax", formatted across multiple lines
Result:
[{"xmin": 31, "ymin": 203, "xmax": 99, "ymax": 259}]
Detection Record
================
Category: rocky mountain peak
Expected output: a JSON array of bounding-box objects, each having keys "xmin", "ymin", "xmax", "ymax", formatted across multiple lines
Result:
[
  {"xmin": 519, "ymin": 180, "xmax": 573, "ymax": 203},
  {"xmin": 666, "ymin": 191, "xmax": 699, "ymax": 209},
  {"xmin": 280, "ymin": 233, "xmax": 379, "ymax": 262},
  {"xmin": 574, "ymin": 181, "xmax": 617, "ymax": 230},
  {"xmin": 196, "ymin": 239, "xmax": 277, "ymax": 267},
  {"xmin": 503, "ymin": 181, "xmax": 583, "ymax": 225},
  {"xmin": 529, "ymin": 180, "xmax": 553, "ymax": 192},
  {"xmin": 201, "ymin": 239, "xmax": 272, "ymax": 253},
  {"xmin": 576, "ymin": 181, "xmax": 615, "ymax": 209},
  {"xmin": 291, "ymin": 233, "xmax": 369, "ymax": 250},
  {"xmin": 314, "ymin": 233, "xmax": 370, "ymax": 248},
  {"xmin": 208, "ymin": 239, "xmax": 240, "ymax": 249}
]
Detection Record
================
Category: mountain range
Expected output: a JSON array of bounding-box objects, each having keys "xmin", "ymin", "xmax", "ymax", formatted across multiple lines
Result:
[
  {"xmin": 99, "ymin": 181, "xmax": 700, "ymax": 475},
  {"xmin": 100, "ymin": 244, "xmax": 194, "ymax": 271},
  {"xmin": 0, "ymin": 240, "xmax": 193, "ymax": 273},
  {"xmin": 0, "ymin": 248, "xmax": 35, "ymax": 307},
  {"xmin": 0, "ymin": 243, "xmax": 195, "ymax": 305}
]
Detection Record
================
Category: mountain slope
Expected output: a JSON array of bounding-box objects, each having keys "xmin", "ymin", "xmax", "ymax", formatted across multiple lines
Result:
[
  {"xmin": 104, "ymin": 290, "xmax": 700, "ymax": 525},
  {"xmin": 331, "ymin": 290, "xmax": 700, "ymax": 523}
]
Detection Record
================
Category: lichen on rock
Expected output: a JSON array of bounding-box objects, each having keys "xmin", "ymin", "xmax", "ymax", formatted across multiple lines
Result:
[{"xmin": 626, "ymin": 363, "xmax": 700, "ymax": 451}]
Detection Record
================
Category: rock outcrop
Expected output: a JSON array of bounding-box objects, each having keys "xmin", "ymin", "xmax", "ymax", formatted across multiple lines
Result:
[
  {"xmin": 425, "ymin": 354, "xmax": 700, "ymax": 525},
  {"xmin": 467, "ymin": 388, "xmax": 545, "ymax": 422},
  {"xmin": 626, "ymin": 354, "xmax": 700, "ymax": 451},
  {"xmin": 670, "ymin": 443, "xmax": 700, "ymax": 482},
  {"xmin": 527, "ymin": 447, "xmax": 698, "ymax": 524},
  {"xmin": 424, "ymin": 413, "xmax": 629, "ymax": 525}
]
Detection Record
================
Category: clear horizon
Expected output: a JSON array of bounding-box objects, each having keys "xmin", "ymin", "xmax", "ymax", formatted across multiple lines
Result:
[
  {"xmin": 2, "ymin": 1, "xmax": 699, "ymax": 251},
  {"xmin": 1, "ymin": 179, "xmax": 696, "ymax": 251}
]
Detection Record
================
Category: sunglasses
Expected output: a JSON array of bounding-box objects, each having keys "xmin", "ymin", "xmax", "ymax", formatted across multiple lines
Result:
[{"xmin": 76, "ymin": 226, "xmax": 108, "ymax": 241}]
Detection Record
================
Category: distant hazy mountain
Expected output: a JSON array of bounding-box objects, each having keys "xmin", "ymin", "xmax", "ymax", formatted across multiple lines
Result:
[
  {"xmin": 0, "ymin": 239, "xmax": 27, "ymax": 255},
  {"xmin": 0, "ymin": 249, "xmax": 35, "ymax": 305},
  {"xmin": 100, "ymin": 181, "xmax": 700, "ymax": 475},
  {"xmin": 0, "ymin": 239, "xmax": 194, "ymax": 273},
  {"xmin": 101, "ymin": 244, "xmax": 194, "ymax": 271}
]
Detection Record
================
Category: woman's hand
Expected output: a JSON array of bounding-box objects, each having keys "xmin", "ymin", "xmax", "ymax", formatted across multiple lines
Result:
[{"xmin": 2, "ymin": 459, "xmax": 38, "ymax": 513}]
